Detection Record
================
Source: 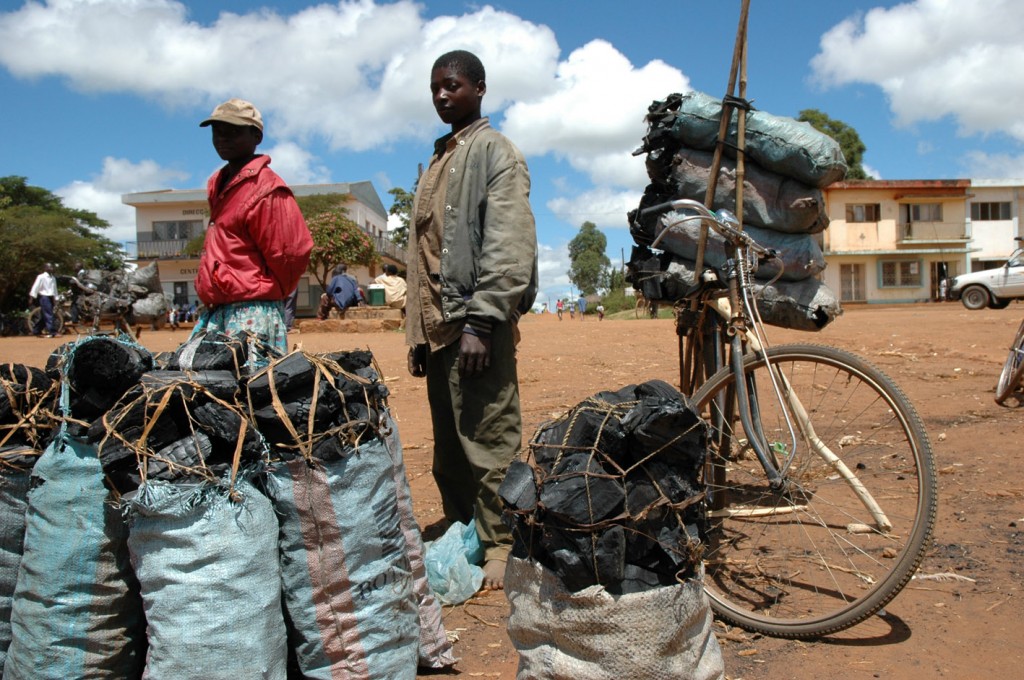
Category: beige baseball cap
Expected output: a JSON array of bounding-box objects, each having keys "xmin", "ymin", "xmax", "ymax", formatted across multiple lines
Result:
[{"xmin": 199, "ymin": 98, "xmax": 263, "ymax": 131}]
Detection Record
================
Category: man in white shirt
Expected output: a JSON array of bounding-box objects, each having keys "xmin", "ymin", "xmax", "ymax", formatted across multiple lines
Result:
[{"xmin": 29, "ymin": 263, "xmax": 58, "ymax": 337}]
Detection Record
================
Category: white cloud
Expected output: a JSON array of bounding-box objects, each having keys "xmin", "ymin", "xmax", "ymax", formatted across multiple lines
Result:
[
  {"xmin": 811, "ymin": 0, "xmax": 1024, "ymax": 141},
  {"xmin": 536, "ymin": 241, "xmax": 571, "ymax": 303},
  {"xmin": 262, "ymin": 142, "xmax": 332, "ymax": 186},
  {"xmin": 0, "ymin": 0, "xmax": 560, "ymax": 151},
  {"xmin": 547, "ymin": 187, "xmax": 642, "ymax": 231},
  {"xmin": 56, "ymin": 157, "xmax": 190, "ymax": 244},
  {"xmin": 963, "ymin": 151, "xmax": 1024, "ymax": 179},
  {"xmin": 503, "ymin": 39, "xmax": 688, "ymax": 186}
]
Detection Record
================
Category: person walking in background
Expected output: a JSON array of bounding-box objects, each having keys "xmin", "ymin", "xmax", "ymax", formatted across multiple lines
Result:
[
  {"xmin": 192, "ymin": 98, "xmax": 312, "ymax": 363},
  {"xmin": 29, "ymin": 263, "xmax": 58, "ymax": 338},
  {"xmin": 406, "ymin": 49, "xmax": 538, "ymax": 591},
  {"xmin": 317, "ymin": 263, "xmax": 363, "ymax": 319}
]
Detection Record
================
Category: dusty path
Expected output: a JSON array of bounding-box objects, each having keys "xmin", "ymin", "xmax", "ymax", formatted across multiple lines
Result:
[{"xmin": 2, "ymin": 303, "xmax": 1022, "ymax": 679}]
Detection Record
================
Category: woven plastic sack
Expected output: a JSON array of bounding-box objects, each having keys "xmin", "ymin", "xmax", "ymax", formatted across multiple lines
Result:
[
  {"xmin": 656, "ymin": 147, "xmax": 829, "ymax": 234},
  {"xmin": 506, "ymin": 556, "xmax": 724, "ymax": 680},
  {"xmin": 664, "ymin": 90, "xmax": 847, "ymax": 188},
  {"xmin": 4, "ymin": 430, "xmax": 146, "ymax": 680},
  {"xmin": 125, "ymin": 477, "xmax": 287, "ymax": 679},
  {"xmin": 640, "ymin": 209, "xmax": 826, "ymax": 282},
  {"xmin": 264, "ymin": 434, "xmax": 419, "ymax": 679},
  {"xmin": 627, "ymin": 246, "xmax": 842, "ymax": 332},
  {"xmin": 0, "ymin": 450, "xmax": 34, "ymax": 671},
  {"xmin": 424, "ymin": 520, "xmax": 484, "ymax": 605},
  {"xmin": 381, "ymin": 416, "xmax": 457, "ymax": 670}
]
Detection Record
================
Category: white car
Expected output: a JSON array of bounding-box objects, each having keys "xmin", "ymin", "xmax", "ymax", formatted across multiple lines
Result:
[{"xmin": 948, "ymin": 238, "xmax": 1024, "ymax": 309}]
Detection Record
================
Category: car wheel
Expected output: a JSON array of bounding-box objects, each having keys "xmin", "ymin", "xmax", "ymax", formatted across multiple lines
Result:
[{"xmin": 961, "ymin": 286, "xmax": 990, "ymax": 310}]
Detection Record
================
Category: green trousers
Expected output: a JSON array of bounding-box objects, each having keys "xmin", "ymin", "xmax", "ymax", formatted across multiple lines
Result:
[{"xmin": 425, "ymin": 323, "xmax": 521, "ymax": 563}]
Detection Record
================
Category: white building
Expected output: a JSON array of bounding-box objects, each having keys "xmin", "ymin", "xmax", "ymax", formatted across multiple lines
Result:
[{"xmin": 122, "ymin": 181, "xmax": 403, "ymax": 316}]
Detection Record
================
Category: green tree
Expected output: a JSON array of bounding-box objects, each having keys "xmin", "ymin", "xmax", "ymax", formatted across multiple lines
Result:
[
  {"xmin": 0, "ymin": 176, "xmax": 124, "ymax": 312},
  {"xmin": 387, "ymin": 185, "xmax": 415, "ymax": 248},
  {"xmin": 305, "ymin": 209, "xmax": 378, "ymax": 290},
  {"xmin": 567, "ymin": 221, "xmax": 610, "ymax": 296},
  {"xmin": 798, "ymin": 109, "xmax": 868, "ymax": 180}
]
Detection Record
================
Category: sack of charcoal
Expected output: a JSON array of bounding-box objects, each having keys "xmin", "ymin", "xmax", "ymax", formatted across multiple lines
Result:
[
  {"xmin": 254, "ymin": 349, "xmax": 455, "ymax": 677},
  {"xmin": 0, "ymin": 363, "xmax": 61, "ymax": 670},
  {"xmin": 501, "ymin": 380, "xmax": 723, "ymax": 680},
  {"xmin": 91, "ymin": 363, "xmax": 288, "ymax": 679},
  {"xmin": 6, "ymin": 337, "xmax": 151, "ymax": 680}
]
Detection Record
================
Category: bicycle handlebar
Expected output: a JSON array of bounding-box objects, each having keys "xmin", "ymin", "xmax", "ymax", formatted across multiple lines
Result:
[{"xmin": 640, "ymin": 198, "xmax": 774, "ymax": 258}]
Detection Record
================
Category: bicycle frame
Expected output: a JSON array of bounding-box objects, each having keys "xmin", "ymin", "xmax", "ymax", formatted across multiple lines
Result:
[{"xmin": 644, "ymin": 199, "xmax": 895, "ymax": 531}]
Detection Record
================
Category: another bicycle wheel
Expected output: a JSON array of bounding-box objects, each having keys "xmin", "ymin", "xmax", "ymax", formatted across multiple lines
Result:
[
  {"xmin": 994, "ymin": 319, "xmax": 1024, "ymax": 405},
  {"xmin": 29, "ymin": 307, "xmax": 65, "ymax": 336},
  {"xmin": 691, "ymin": 343, "xmax": 936, "ymax": 638}
]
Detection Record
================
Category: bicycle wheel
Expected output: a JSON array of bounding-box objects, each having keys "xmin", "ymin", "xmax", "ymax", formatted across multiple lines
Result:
[
  {"xmin": 994, "ymin": 319, "xmax": 1024, "ymax": 405},
  {"xmin": 691, "ymin": 343, "xmax": 937, "ymax": 638}
]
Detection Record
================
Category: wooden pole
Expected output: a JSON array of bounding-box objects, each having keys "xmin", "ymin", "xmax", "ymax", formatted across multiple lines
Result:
[{"xmin": 682, "ymin": 0, "xmax": 750, "ymax": 395}]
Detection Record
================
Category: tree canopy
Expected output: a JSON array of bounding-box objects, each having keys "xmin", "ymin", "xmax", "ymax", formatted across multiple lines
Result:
[
  {"xmin": 567, "ymin": 221, "xmax": 611, "ymax": 296},
  {"xmin": 387, "ymin": 185, "xmax": 415, "ymax": 248},
  {"xmin": 798, "ymin": 109, "xmax": 869, "ymax": 180},
  {"xmin": 0, "ymin": 176, "xmax": 124, "ymax": 312}
]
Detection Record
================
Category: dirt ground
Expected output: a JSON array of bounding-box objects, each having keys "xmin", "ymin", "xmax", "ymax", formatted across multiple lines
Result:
[{"xmin": 2, "ymin": 302, "xmax": 1022, "ymax": 679}]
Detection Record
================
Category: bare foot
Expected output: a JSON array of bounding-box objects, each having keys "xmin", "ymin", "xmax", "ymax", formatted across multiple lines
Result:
[{"xmin": 480, "ymin": 559, "xmax": 506, "ymax": 591}]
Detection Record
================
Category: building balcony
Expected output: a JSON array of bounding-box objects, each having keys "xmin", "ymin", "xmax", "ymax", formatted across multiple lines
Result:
[
  {"xmin": 136, "ymin": 233, "xmax": 407, "ymax": 265},
  {"xmin": 136, "ymin": 239, "xmax": 191, "ymax": 259},
  {"xmin": 897, "ymin": 222, "xmax": 969, "ymax": 244}
]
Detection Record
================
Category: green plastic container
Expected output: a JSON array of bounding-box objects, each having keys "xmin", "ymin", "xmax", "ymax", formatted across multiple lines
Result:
[{"xmin": 367, "ymin": 284, "xmax": 386, "ymax": 306}]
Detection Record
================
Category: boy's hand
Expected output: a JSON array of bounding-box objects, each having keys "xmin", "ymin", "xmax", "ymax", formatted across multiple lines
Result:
[
  {"xmin": 458, "ymin": 331, "xmax": 491, "ymax": 377},
  {"xmin": 408, "ymin": 344, "xmax": 427, "ymax": 377}
]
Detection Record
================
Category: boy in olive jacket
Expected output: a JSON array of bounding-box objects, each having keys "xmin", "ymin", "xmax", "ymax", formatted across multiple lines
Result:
[{"xmin": 406, "ymin": 50, "xmax": 538, "ymax": 590}]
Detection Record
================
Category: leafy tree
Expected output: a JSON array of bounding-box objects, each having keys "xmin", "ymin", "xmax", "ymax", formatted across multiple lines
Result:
[
  {"xmin": 305, "ymin": 209, "xmax": 378, "ymax": 290},
  {"xmin": 0, "ymin": 176, "xmax": 124, "ymax": 312},
  {"xmin": 387, "ymin": 186, "xmax": 415, "ymax": 248},
  {"xmin": 798, "ymin": 109, "xmax": 868, "ymax": 180},
  {"xmin": 567, "ymin": 221, "xmax": 611, "ymax": 296}
]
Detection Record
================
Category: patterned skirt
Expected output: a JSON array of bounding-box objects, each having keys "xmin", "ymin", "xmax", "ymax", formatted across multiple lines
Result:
[{"xmin": 191, "ymin": 300, "xmax": 288, "ymax": 369}]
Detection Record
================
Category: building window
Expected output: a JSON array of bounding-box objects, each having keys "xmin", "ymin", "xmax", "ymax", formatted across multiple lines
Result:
[
  {"xmin": 845, "ymin": 204, "xmax": 880, "ymax": 222},
  {"xmin": 906, "ymin": 203, "xmax": 942, "ymax": 221},
  {"xmin": 879, "ymin": 260, "xmax": 922, "ymax": 288},
  {"xmin": 971, "ymin": 201, "xmax": 1011, "ymax": 220},
  {"xmin": 152, "ymin": 220, "xmax": 204, "ymax": 241}
]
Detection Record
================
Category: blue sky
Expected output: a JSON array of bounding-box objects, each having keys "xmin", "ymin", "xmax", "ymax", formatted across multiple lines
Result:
[{"xmin": 2, "ymin": 0, "xmax": 1023, "ymax": 305}]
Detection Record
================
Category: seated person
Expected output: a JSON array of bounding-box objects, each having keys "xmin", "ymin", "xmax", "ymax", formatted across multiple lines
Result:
[
  {"xmin": 317, "ymin": 263, "xmax": 363, "ymax": 319},
  {"xmin": 374, "ymin": 263, "xmax": 407, "ymax": 310}
]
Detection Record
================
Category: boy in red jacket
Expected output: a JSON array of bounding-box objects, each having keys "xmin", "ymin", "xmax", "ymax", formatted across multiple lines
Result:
[{"xmin": 193, "ymin": 98, "xmax": 312, "ymax": 365}]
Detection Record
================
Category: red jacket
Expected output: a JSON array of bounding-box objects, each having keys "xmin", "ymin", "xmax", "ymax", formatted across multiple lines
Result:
[{"xmin": 195, "ymin": 155, "xmax": 313, "ymax": 307}]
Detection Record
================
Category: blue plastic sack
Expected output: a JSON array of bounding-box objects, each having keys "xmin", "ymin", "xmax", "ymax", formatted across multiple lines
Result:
[
  {"xmin": 4, "ymin": 431, "xmax": 146, "ymax": 680},
  {"xmin": 424, "ymin": 520, "xmax": 485, "ymax": 605},
  {"xmin": 126, "ymin": 477, "xmax": 287, "ymax": 679},
  {"xmin": 264, "ymin": 434, "xmax": 419, "ymax": 679}
]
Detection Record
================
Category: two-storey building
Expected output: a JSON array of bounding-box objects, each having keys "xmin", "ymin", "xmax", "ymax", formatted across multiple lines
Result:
[
  {"xmin": 122, "ymin": 181, "xmax": 404, "ymax": 317},
  {"xmin": 821, "ymin": 179, "xmax": 973, "ymax": 303}
]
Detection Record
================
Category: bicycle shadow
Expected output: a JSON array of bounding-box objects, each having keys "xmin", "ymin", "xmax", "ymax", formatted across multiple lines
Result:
[{"xmin": 809, "ymin": 610, "xmax": 913, "ymax": 647}]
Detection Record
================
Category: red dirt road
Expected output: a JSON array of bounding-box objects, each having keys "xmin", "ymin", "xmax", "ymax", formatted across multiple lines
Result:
[{"xmin": 2, "ymin": 303, "xmax": 1022, "ymax": 679}]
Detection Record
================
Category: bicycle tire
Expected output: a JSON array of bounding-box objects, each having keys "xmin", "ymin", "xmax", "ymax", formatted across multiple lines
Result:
[
  {"xmin": 29, "ymin": 307, "xmax": 65, "ymax": 336},
  {"xmin": 691, "ymin": 343, "xmax": 937, "ymax": 638},
  {"xmin": 994, "ymin": 319, "xmax": 1024, "ymax": 405}
]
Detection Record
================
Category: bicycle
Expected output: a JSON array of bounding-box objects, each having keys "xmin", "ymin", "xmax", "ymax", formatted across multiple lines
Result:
[
  {"xmin": 634, "ymin": 292, "xmax": 660, "ymax": 319},
  {"xmin": 994, "ymin": 317, "xmax": 1024, "ymax": 405},
  {"xmin": 635, "ymin": 199, "xmax": 937, "ymax": 638}
]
